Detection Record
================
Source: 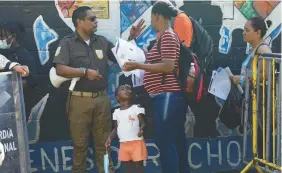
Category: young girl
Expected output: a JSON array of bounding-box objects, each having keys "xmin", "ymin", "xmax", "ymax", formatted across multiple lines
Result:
[{"xmin": 105, "ymin": 84, "xmax": 147, "ymax": 173}]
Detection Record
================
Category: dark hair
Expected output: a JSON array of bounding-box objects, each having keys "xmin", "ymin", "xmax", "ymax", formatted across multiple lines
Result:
[
  {"xmin": 0, "ymin": 21, "xmax": 25, "ymax": 38},
  {"xmin": 152, "ymin": 1, "xmax": 178, "ymax": 19},
  {"xmin": 248, "ymin": 17, "xmax": 272, "ymax": 38},
  {"xmin": 115, "ymin": 84, "xmax": 132, "ymax": 97},
  {"xmin": 72, "ymin": 6, "xmax": 92, "ymax": 27}
]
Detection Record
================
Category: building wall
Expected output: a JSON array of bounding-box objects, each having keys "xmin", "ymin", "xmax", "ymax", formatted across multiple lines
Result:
[{"xmin": 0, "ymin": 1, "xmax": 281, "ymax": 172}]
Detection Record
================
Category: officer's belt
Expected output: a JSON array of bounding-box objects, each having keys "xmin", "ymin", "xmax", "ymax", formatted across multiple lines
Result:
[{"xmin": 71, "ymin": 90, "xmax": 106, "ymax": 98}]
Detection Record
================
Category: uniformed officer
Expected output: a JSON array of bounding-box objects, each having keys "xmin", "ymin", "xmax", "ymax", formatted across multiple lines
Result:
[{"xmin": 53, "ymin": 6, "xmax": 115, "ymax": 173}]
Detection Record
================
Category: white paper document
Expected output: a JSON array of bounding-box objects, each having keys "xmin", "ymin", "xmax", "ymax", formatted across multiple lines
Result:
[
  {"xmin": 111, "ymin": 47, "xmax": 132, "ymax": 77},
  {"xmin": 111, "ymin": 38, "xmax": 146, "ymax": 78},
  {"xmin": 225, "ymin": 67, "xmax": 244, "ymax": 94},
  {"xmin": 208, "ymin": 68, "xmax": 231, "ymax": 100},
  {"xmin": 116, "ymin": 38, "xmax": 146, "ymax": 63},
  {"xmin": 132, "ymin": 70, "xmax": 145, "ymax": 87}
]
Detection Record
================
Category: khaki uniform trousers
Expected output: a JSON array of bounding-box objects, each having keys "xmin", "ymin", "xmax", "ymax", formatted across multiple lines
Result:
[{"xmin": 67, "ymin": 90, "xmax": 115, "ymax": 173}]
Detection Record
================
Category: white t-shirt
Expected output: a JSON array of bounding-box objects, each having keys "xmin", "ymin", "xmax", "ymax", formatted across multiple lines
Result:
[{"xmin": 113, "ymin": 104, "xmax": 145, "ymax": 142}]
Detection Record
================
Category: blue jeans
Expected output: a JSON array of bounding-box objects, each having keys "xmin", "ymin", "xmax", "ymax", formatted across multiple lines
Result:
[{"xmin": 152, "ymin": 92, "xmax": 189, "ymax": 173}]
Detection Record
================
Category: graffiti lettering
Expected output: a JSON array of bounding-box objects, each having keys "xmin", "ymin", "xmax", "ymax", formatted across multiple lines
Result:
[
  {"xmin": 61, "ymin": 146, "xmax": 72, "ymax": 171},
  {"xmin": 188, "ymin": 142, "xmax": 202, "ymax": 169},
  {"xmin": 207, "ymin": 141, "xmax": 222, "ymax": 166},
  {"xmin": 29, "ymin": 142, "xmax": 160, "ymax": 172},
  {"xmin": 29, "ymin": 139, "xmax": 246, "ymax": 172},
  {"xmin": 30, "ymin": 149, "xmax": 38, "ymax": 172},
  {"xmin": 41, "ymin": 148, "xmax": 59, "ymax": 171},
  {"xmin": 187, "ymin": 140, "xmax": 243, "ymax": 170},
  {"xmin": 226, "ymin": 141, "xmax": 241, "ymax": 167}
]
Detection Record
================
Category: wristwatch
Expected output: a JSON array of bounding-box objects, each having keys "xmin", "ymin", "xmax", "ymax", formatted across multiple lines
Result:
[{"xmin": 79, "ymin": 67, "xmax": 87, "ymax": 77}]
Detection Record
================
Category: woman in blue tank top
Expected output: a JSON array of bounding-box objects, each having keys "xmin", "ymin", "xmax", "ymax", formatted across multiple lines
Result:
[
  {"xmin": 233, "ymin": 17, "xmax": 274, "ymax": 161},
  {"xmin": 231, "ymin": 17, "xmax": 272, "ymax": 86}
]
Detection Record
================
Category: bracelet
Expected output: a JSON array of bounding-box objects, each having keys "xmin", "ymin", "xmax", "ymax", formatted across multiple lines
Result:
[
  {"xmin": 79, "ymin": 67, "xmax": 87, "ymax": 76},
  {"xmin": 239, "ymin": 76, "xmax": 245, "ymax": 85}
]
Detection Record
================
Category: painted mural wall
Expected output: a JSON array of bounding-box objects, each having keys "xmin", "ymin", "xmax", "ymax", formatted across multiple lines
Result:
[{"xmin": 0, "ymin": 0, "xmax": 281, "ymax": 172}]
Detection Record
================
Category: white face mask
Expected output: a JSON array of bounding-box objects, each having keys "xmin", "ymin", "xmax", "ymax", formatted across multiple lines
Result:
[{"xmin": 0, "ymin": 35, "xmax": 13, "ymax": 49}]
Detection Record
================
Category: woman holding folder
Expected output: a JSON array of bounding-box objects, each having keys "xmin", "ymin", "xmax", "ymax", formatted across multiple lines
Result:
[{"xmin": 122, "ymin": 1, "xmax": 189, "ymax": 173}]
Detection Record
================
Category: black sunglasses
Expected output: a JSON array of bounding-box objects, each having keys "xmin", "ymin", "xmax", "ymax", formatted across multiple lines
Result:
[{"xmin": 84, "ymin": 16, "xmax": 96, "ymax": 22}]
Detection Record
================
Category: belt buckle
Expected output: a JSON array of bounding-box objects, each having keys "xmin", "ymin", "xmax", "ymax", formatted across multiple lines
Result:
[{"xmin": 92, "ymin": 92, "xmax": 99, "ymax": 98}]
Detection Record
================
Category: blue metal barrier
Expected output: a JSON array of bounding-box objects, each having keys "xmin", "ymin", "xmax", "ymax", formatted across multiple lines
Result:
[{"xmin": 0, "ymin": 71, "xmax": 30, "ymax": 173}]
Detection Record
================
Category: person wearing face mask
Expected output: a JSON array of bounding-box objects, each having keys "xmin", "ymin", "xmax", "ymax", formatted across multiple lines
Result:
[{"xmin": 0, "ymin": 21, "xmax": 37, "ymax": 87}]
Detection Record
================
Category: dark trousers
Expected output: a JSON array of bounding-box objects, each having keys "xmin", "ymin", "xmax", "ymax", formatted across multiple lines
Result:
[
  {"xmin": 152, "ymin": 92, "xmax": 189, "ymax": 173},
  {"xmin": 67, "ymin": 91, "xmax": 114, "ymax": 173}
]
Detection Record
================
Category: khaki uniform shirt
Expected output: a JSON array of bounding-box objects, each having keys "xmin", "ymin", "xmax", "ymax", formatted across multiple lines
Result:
[{"xmin": 53, "ymin": 32, "xmax": 116, "ymax": 92}]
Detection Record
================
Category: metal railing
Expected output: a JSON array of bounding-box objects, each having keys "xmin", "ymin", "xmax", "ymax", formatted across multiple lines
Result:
[{"xmin": 241, "ymin": 52, "xmax": 282, "ymax": 173}]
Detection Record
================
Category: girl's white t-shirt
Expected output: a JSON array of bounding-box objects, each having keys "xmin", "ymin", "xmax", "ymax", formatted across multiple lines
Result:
[{"xmin": 113, "ymin": 104, "xmax": 145, "ymax": 142}]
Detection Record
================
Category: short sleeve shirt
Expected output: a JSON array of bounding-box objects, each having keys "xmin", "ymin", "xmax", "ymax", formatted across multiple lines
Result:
[
  {"xmin": 113, "ymin": 105, "xmax": 145, "ymax": 142},
  {"xmin": 53, "ymin": 32, "xmax": 115, "ymax": 92},
  {"xmin": 143, "ymin": 30, "xmax": 181, "ymax": 95}
]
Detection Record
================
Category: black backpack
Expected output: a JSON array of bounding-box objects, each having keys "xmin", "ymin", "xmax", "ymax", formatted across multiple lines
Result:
[
  {"xmin": 157, "ymin": 34, "xmax": 204, "ymax": 103},
  {"xmin": 155, "ymin": 11, "xmax": 213, "ymax": 103},
  {"xmin": 218, "ymin": 82, "xmax": 243, "ymax": 129},
  {"xmin": 170, "ymin": 10, "xmax": 214, "ymax": 74}
]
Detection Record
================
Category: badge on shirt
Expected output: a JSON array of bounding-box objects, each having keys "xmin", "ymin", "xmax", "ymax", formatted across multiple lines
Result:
[
  {"xmin": 95, "ymin": 50, "xmax": 103, "ymax": 59},
  {"xmin": 55, "ymin": 47, "xmax": 61, "ymax": 57}
]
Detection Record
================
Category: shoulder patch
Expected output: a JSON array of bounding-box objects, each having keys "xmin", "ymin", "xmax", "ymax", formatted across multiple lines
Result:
[{"xmin": 55, "ymin": 47, "xmax": 61, "ymax": 56}]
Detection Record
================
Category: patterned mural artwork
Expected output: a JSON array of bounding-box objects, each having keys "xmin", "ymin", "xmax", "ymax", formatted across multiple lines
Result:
[
  {"xmin": 33, "ymin": 15, "xmax": 59, "ymax": 65},
  {"xmin": 120, "ymin": 0, "xmax": 152, "ymax": 33},
  {"xmin": 212, "ymin": 0, "xmax": 281, "ymax": 54},
  {"xmin": 30, "ymin": 14, "xmax": 57, "ymax": 145},
  {"xmin": 212, "ymin": 0, "xmax": 281, "ymax": 136},
  {"xmin": 54, "ymin": 0, "xmax": 119, "ymax": 38},
  {"xmin": 58, "ymin": 0, "xmax": 109, "ymax": 19},
  {"xmin": 27, "ymin": 94, "xmax": 49, "ymax": 144},
  {"xmin": 120, "ymin": 0, "xmax": 185, "ymax": 50},
  {"xmin": 0, "ymin": 0, "xmax": 280, "ymax": 172}
]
